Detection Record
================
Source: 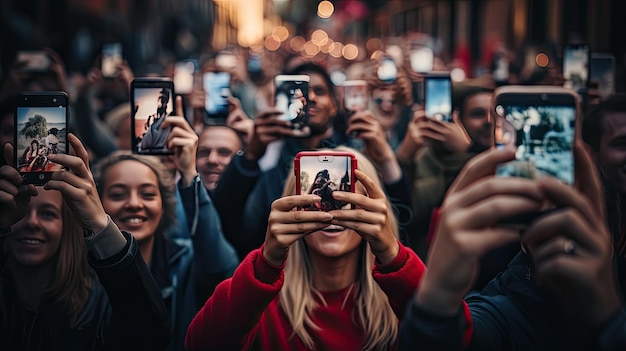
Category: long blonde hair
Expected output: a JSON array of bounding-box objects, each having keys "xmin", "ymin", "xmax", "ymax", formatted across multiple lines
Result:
[{"xmin": 279, "ymin": 146, "xmax": 399, "ymax": 350}]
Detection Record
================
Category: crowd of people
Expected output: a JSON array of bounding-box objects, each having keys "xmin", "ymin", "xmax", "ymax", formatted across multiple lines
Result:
[{"xmin": 0, "ymin": 29, "xmax": 625, "ymax": 351}]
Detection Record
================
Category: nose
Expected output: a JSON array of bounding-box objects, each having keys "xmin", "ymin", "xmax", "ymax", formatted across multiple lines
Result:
[
  {"xmin": 20, "ymin": 208, "xmax": 41, "ymax": 230},
  {"xmin": 125, "ymin": 191, "xmax": 144, "ymax": 209},
  {"xmin": 206, "ymin": 150, "xmax": 220, "ymax": 165}
]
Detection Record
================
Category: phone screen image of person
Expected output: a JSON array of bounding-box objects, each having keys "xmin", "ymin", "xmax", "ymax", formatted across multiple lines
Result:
[
  {"xmin": 275, "ymin": 75, "xmax": 310, "ymax": 137},
  {"xmin": 343, "ymin": 80, "xmax": 368, "ymax": 113},
  {"xmin": 424, "ymin": 76, "xmax": 453, "ymax": 122},
  {"xmin": 590, "ymin": 54, "xmax": 615, "ymax": 100},
  {"xmin": 297, "ymin": 154, "xmax": 355, "ymax": 211},
  {"xmin": 495, "ymin": 104, "xmax": 576, "ymax": 185},
  {"xmin": 16, "ymin": 93, "xmax": 68, "ymax": 185},
  {"xmin": 563, "ymin": 45, "xmax": 589, "ymax": 93},
  {"xmin": 102, "ymin": 43, "xmax": 123, "ymax": 78},
  {"xmin": 203, "ymin": 72, "xmax": 230, "ymax": 119},
  {"xmin": 133, "ymin": 85, "xmax": 175, "ymax": 155}
]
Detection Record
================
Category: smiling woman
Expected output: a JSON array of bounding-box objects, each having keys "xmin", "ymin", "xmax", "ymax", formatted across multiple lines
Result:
[{"xmin": 185, "ymin": 146, "xmax": 428, "ymax": 350}]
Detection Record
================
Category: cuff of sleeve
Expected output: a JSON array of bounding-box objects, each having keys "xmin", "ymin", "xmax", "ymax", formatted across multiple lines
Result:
[
  {"xmin": 84, "ymin": 216, "xmax": 128, "ymax": 260},
  {"xmin": 374, "ymin": 242, "xmax": 408, "ymax": 274},
  {"xmin": 178, "ymin": 173, "xmax": 201, "ymax": 190},
  {"xmin": 254, "ymin": 246, "xmax": 285, "ymax": 284}
]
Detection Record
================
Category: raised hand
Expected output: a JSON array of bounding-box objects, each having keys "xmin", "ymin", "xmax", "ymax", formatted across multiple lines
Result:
[
  {"xmin": 329, "ymin": 169, "xmax": 399, "ymax": 265},
  {"xmin": 0, "ymin": 144, "xmax": 38, "ymax": 230},
  {"xmin": 263, "ymin": 194, "xmax": 334, "ymax": 266},
  {"xmin": 162, "ymin": 96, "xmax": 199, "ymax": 186},
  {"xmin": 247, "ymin": 109, "xmax": 295, "ymax": 161}
]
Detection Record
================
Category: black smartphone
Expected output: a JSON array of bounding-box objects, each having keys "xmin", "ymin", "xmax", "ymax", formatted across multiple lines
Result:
[
  {"xmin": 590, "ymin": 53, "xmax": 615, "ymax": 100},
  {"xmin": 101, "ymin": 42, "xmax": 123, "ymax": 78},
  {"xmin": 203, "ymin": 72, "xmax": 231, "ymax": 123},
  {"xmin": 377, "ymin": 55, "xmax": 397, "ymax": 83},
  {"xmin": 494, "ymin": 86, "xmax": 579, "ymax": 185},
  {"xmin": 274, "ymin": 74, "xmax": 310, "ymax": 137},
  {"xmin": 15, "ymin": 91, "xmax": 69, "ymax": 185},
  {"xmin": 563, "ymin": 43, "xmax": 590, "ymax": 94},
  {"xmin": 131, "ymin": 78, "xmax": 176, "ymax": 155},
  {"xmin": 16, "ymin": 51, "xmax": 51, "ymax": 73},
  {"xmin": 294, "ymin": 151, "xmax": 357, "ymax": 211},
  {"xmin": 424, "ymin": 72, "xmax": 453, "ymax": 122}
]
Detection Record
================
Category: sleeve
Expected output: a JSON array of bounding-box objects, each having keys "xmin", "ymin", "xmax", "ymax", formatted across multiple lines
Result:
[
  {"xmin": 185, "ymin": 247, "xmax": 284, "ymax": 351},
  {"xmin": 88, "ymin": 231, "xmax": 170, "ymax": 350},
  {"xmin": 383, "ymin": 169, "xmax": 414, "ymax": 247},
  {"xmin": 178, "ymin": 175, "xmax": 240, "ymax": 299},
  {"xmin": 596, "ymin": 305, "xmax": 626, "ymax": 351}
]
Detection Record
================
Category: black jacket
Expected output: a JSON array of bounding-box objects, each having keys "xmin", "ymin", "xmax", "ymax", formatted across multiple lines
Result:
[{"xmin": 0, "ymin": 232, "xmax": 169, "ymax": 351}]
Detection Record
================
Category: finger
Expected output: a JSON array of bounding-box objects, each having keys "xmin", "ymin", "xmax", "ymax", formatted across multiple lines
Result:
[
  {"xmin": 573, "ymin": 141, "xmax": 604, "ymax": 217},
  {"xmin": 536, "ymin": 177, "xmax": 599, "ymax": 230},
  {"xmin": 450, "ymin": 194, "xmax": 544, "ymax": 229},
  {"xmin": 433, "ymin": 226, "xmax": 521, "ymax": 257},
  {"xmin": 354, "ymin": 169, "xmax": 385, "ymax": 200},
  {"xmin": 167, "ymin": 137, "xmax": 197, "ymax": 150},
  {"xmin": 256, "ymin": 109, "xmax": 284, "ymax": 120},
  {"xmin": 175, "ymin": 95, "xmax": 184, "ymax": 117},
  {"xmin": 445, "ymin": 146, "xmax": 516, "ymax": 196},
  {"xmin": 270, "ymin": 221, "xmax": 334, "ymax": 235},
  {"xmin": 271, "ymin": 194, "xmax": 324, "ymax": 212},
  {"xmin": 0, "ymin": 165, "xmax": 22, "ymax": 186},
  {"xmin": 0, "ymin": 178, "xmax": 20, "ymax": 198},
  {"xmin": 528, "ymin": 236, "xmax": 581, "ymax": 267},
  {"xmin": 47, "ymin": 153, "xmax": 91, "ymax": 180},
  {"xmin": 67, "ymin": 133, "xmax": 91, "ymax": 172},
  {"xmin": 161, "ymin": 116, "xmax": 193, "ymax": 131},
  {"xmin": 44, "ymin": 177, "xmax": 96, "ymax": 202},
  {"xmin": 3, "ymin": 143, "xmax": 14, "ymax": 168},
  {"xmin": 451, "ymin": 176, "xmax": 543, "ymax": 209}
]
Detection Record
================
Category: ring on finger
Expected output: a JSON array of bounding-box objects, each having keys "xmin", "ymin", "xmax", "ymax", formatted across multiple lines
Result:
[{"xmin": 563, "ymin": 239, "xmax": 576, "ymax": 255}]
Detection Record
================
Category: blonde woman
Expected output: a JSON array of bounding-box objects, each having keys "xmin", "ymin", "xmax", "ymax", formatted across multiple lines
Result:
[{"xmin": 186, "ymin": 147, "xmax": 429, "ymax": 350}]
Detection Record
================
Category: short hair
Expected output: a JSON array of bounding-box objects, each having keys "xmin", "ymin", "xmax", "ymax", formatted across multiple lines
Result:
[
  {"xmin": 92, "ymin": 151, "xmax": 177, "ymax": 235},
  {"xmin": 582, "ymin": 94, "xmax": 626, "ymax": 151},
  {"xmin": 286, "ymin": 62, "xmax": 337, "ymax": 102},
  {"xmin": 453, "ymin": 85, "xmax": 493, "ymax": 119}
]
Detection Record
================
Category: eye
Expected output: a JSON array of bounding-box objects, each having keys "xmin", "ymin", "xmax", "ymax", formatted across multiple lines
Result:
[
  {"xmin": 107, "ymin": 192, "xmax": 127, "ymax": 201},
  {"xmin": 39, "ymin": 209, "xmax": 60, "ymax": 220},
  {"xmin": 141, "ymin": 192, "xmax": 158, "ymax": 200}
]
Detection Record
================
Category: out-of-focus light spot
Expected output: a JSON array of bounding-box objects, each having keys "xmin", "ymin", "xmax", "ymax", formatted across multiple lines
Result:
[
  {"xmin": 303, "ymin": 41, "xmax": 320, "ymax": 57},
  {"xmin": 370, "ymin": 50, "xmax": 384, "ymax": 60},
  {"xmin": 311, "ymin": 30, "xmax": 329, "ymax": 46},
  {"xmin": 329, "ymin": 42, "xmax": 344, "ymax": 58},
  {"xmin": 366, "ymin": 38, "xmax": 384, "ymax": 53},
  {"xmin": 272, "ymin": 26, "xmax": 289, "ymax": 42},
  {"xmin": 385, "ymin": 45, "xmax": 403, "ymax": 63},
  {"xmin": 320, "ymin": 38, "xmax": 334, "ymax": 53},
  {"xmin": 330, "ymin": 70, "xmax": 347, "ymax": 86},
  {"xmin": 450, "ymin": 68, "xmax": 466, "ymax": 82},
  {"xmin": 265, "ymin": 35, "xmax": 281, "ymax": 51},
  {"xmin": 536, "ymin": 53, "xmax": 550, "ymax": 67},
  {"xmin": 289, "ymin": 36, "xmax": 306, "ymax": 52},
  {"xmin": 343, "ymin": 44, "xmax": 359, "ymax": 60},
  {"xmin": 318, "ymin": 1, "xmax": 334, "ymax": 19},
  {"xmin": 495, "ymin": 105, "xmax": 504, "ymax": 116}
]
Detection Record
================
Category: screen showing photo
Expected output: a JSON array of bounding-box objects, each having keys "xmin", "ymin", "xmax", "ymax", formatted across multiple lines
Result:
[
  {"xmin": 496, "ymin": 105, "xmax": 575, "ymax": 185},
  {"xmin": 425, "ymin": 78, "xmax": 452, "ymax": 122},
  {"xmin": 299, "ymin": 155, "xmax": 353, "ymax": 211},
  {"xmin": 563, "ymin": 46, "xmax": 589, "ymax": 93},
  {"xmin": 133, "ymin": 87, "xmax": 174, "ymax": 154},
  {"xmin": 16, "ymin": 106, "xmax": 67, "ymax": 172},
  {"xmin": 204, "ymin": 72, "xmax": 230, "ymax": 116}
]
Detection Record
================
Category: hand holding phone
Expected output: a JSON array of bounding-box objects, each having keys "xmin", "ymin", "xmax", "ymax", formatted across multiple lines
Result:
[
  {"xmin": 16, "ymin": 51, "xmax": 51, "ymax": 73},
  {"xmin": 101, "ymin": 43, "xmax": 123, "ymax": 78},
  {"xmin": 424, "ymin": 72, "xmax": 453, "ymax": 122},
  {"xmin": 275, "ymin": 75, "xmax": 310, "ymax": 137},
  {"xmin": 295, "ymin": 151, "xmax": 356, "ymax": 211},
  {"xmin": 131, "ymin": 78, "xmax": 176, "ymax": 155},
  {"xmin": 563, "ymin": 43, "xmax": 589, "ymax": 93},
  {"xmin": 15, "ymin": 91, "xmax": 69, "ymax": 185}
]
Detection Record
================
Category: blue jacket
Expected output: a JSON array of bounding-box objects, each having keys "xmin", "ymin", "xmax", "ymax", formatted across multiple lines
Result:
[{"xmin": 157, "ymin": 175, "xmax": 239, "ymax": 351}]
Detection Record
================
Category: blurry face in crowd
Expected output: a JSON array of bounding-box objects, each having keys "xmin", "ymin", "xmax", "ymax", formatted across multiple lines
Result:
[
  {"xmin": 597, "ymin": 112, "xmax": 626, "ymax": 194},
  {"xmin": 304, "ymin": 182, "xmax": 365, "ymax": 260},
  {"xmin": 101, "ymin": 160, "xmax": 163, "ymax": 243},
  {"xmin": 306, "ymin": 72, "xmax": 337, "ymax": 136},
  {"xmin": 370, "ymin": 86, "xmax": 398, "ymax": 130},
  {"xmin": 460, "ymin": 92, "xmax": 494, "ymax": 150},
  {"xmin": 196, "ymin": 126, "xmax": 242, "ymax": 191},
  {"xmin": 9, "ymin": 188, "xmax": 63, "ymax": 268}
]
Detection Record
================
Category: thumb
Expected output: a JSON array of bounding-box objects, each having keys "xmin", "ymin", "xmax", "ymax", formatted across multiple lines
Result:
[
  {"xmin": 4, "ymin": 143, "xmax": 14, "ymax": 168},
  {"xmin": 175, "ymin": 95, "xmax": 184, "ymax": 117}
]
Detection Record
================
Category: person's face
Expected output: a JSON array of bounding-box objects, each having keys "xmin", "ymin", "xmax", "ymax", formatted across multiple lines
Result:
[
  {"xmin": 597, "ymin": 112, "xmax": 626, "ymax": 194},
  {"xmin": 460, "ymin": 93, "xmax": 494, "ymax": 149},
  {"xmin": 9, "ymin": 188, "xmax": 63, "ymax": 268},
  {"xmin": 370, "ymin": 86, "xmax": 398, "ymax": 129},
  {"xmin": 101, "ymin": 160, "xmax": 163, "ymax": 243},
  {"xmin": 196, "ymin": 127, "xmax": 241, "ymax": 191},
  {"xmin": 304, "ymin": 183, "xmax": 365, "ymax": 259},
  {"xmin": 307, "ymin": 72, "xmax": 337, "ymax": 135}
]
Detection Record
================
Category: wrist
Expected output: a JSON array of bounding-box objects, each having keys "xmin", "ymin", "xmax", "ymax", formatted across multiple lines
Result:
[
  {"xmin": 396, "ymin": 141, "xmax": 421, "ymax": 163},
  {"xmin": 262, "ymin": 245, "xmax": 287, "ymax": 267},
  {"xmin": 416, "ymin": 273, "xmax": 465, "ymax": 316},
  {"xmin": 378, "ymin": 159, "xmax": 402, "ymax": 184},
  {"xmin": 180, "ymin": 171, "xmax": 199, "ymax": 187}
]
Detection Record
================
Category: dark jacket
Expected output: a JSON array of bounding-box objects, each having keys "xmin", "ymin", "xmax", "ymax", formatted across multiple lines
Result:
[
  {"xmin": 0, "ymin": 231, "xmax": 169, "ymax": 351},
  {"xmin": 399, "ymin": 252, "xmax": 626, "ymax": 351}
]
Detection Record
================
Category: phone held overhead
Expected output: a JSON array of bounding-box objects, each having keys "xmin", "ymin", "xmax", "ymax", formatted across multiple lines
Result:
[{"xmin": 130, "ymin": 77, "xmax": 176, "ymax": 155}]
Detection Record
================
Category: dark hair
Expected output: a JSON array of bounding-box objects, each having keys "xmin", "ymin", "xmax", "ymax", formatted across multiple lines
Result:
[
  {"xmin": 582, "ymin": 94, "xmax": 626, "ymax": 152},
  {"xmin": 0, "ymin": 97, "xmax": 15, "ymax": 119},
  {"xmin": 453, "ymin": 85, "xmax": 494, "ymax": 119},
  {"xmin": 286, "ymin": 62, "xmax": 337, "ymax": 104}
]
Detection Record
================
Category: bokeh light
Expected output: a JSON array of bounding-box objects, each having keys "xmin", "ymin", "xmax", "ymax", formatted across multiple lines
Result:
[
  {"xmin": 289, "ymin": 36, "xmax": 306, "ymax": 52},
  {"xmin": 272, "ymin": 26, "xmax": 290, "ymax": 42},
  {"xmin": 303, "ymin": 41, "xmax": 321, "ymax": 57},
  {"xmin": 264, "ymin": 35, "xmax": 281, "ymax": 51},
  {"xmin": 343, "ymin": 44, "xmax": 359, "ymax": 60},
  {"xmin": 311, "ymin": 29, "xmax": 329, "ymax": 46},
  {"xmin": 366, "ymin": 38, "xmax": 384, "ymax": 53},
  {"xmin": 450, "ymin": 68, "xmax": 466, "ymax": 82},
  {"xmin": 329, "ymin": 42, "xmax": 344, "ymax": 58},
  {"xmin": 535, "ymin": 53, "xmax": 550, "ymax": 67},
  {"xmin": 318, "ymin": 1, "xmax": 335, "ymax": 19}
]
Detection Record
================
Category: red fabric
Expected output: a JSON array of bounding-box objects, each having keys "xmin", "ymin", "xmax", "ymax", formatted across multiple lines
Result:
[
  {"xmin": 426, "ymin": 207, "xmax": 442, "ymax": 248},
  {"xmin": 185, "ymin": 243, "xmax": 425, "ymax": 350}
]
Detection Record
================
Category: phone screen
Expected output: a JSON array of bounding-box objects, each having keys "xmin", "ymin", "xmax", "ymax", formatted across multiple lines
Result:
[
  {"xmin": 495, "ymin": 93, "xmax": 577, "ymax": 185},
  {"xmin": 295, "ymin": 152, "xmax": 356, "ymax": 211},
  {"xmin": 174, "ymin": 61, "xmax": 196, "ymax": 95},
  {"xmin": 15, "ymin": 92, "xmax": 68, "ymax": 185},
  {"xmin": 377, "ymin": 56, "xmax": 397, "ymax": 83},
  {"xmin": 203, "ymin": 72, "xmax": 230, "ymax": 120},
  {"xmin": 102, "ymin": 43, "xmax": 123, "ymax": 78},
  {"xmin": 17, "ymin": 51, "xmax": 51, "ymax": 72},
  {"xmin": 590, "ymin": 53, "xmax": 615, "ymax": 100},
  {"xmin": 410, "ymin": 46, "xmax": 434, "ymax": 73},
  {"xmin": 424, "ymin": 74, "xmax": 453, "ymax": 122},
  {"xmin": 275, "ymin": 75, "xmax": 310, "ymax": 137},
  {"xmin": 563, "ymin": 44, "xmax": 589, "ymax": 93},
  {"xmin": 342, "ymin": 80, "xmax": 368, "ymax": 113},
  {"xmin": 131, "ymin": 79, "xmax": 175, "ymax": 155}
]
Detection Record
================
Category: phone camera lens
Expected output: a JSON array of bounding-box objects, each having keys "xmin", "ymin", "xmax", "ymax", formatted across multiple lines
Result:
[
  {"xmin": 541, "ymin": 94, "xmax": 548, "ymax": 101},
  {"xmin": 53, "ymin": 98, "xmax": 57, "ymax": 102}
]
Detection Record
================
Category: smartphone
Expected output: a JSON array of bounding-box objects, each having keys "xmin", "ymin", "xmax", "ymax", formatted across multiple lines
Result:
[
  {"xmin": 174, "ymin": 60, "xmax": 196, "ymax": 95},
  {"xmin": 216, "ymin": 52, "xmax": 237, "ymax": 71},
  {"xmin": 342, "ymin": 80, "xmax": 369, "ymax": 113},
  {"xmin": 294, "ymin": 151, "xmax": 357, "ymax": 211},
  {"xmin": 590, "ymin": 53, "xmax": 615, "ymax": 100},
  {"xmin": 494, "ymin": 86, "xmax": 579, "ymax": 185},
  {"xmin": 377, "ymin": 56, "xmax": 397, "ymax": 83},
  {"xmin": 563, "ymin": 43, "xmax": 589, "ymax": 93},
  {"xmin": 101, "ymin": 42, "xmax": 123, "ymax": 78},
  {"xmin": 131, "ymin": 78, "xmax": 176, "ymax": 155},
  {"xmin": 409, "ymin": 44, "xmax": 434, "ymax": 73},
  {"xmin": 203, "ymin": 72, "xmax": 231, "ymax": 122},
  {"xmin": 424, "ymin": 72, "xmax": 453, "ymax": 122},
  {"xmin": 492, "ymin": 52, "xmax": 509, "ymax": 85},
  {"xmin": 16, "ymin": 51, "xmax": 51, "ymax": 73},
  {"xmin": 15, "ymin": 91, "xmax": 68, "ymax": 185},
  {"xmin": 274, "ymin": 75, "xmax": 310, "ymax": 137}
]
